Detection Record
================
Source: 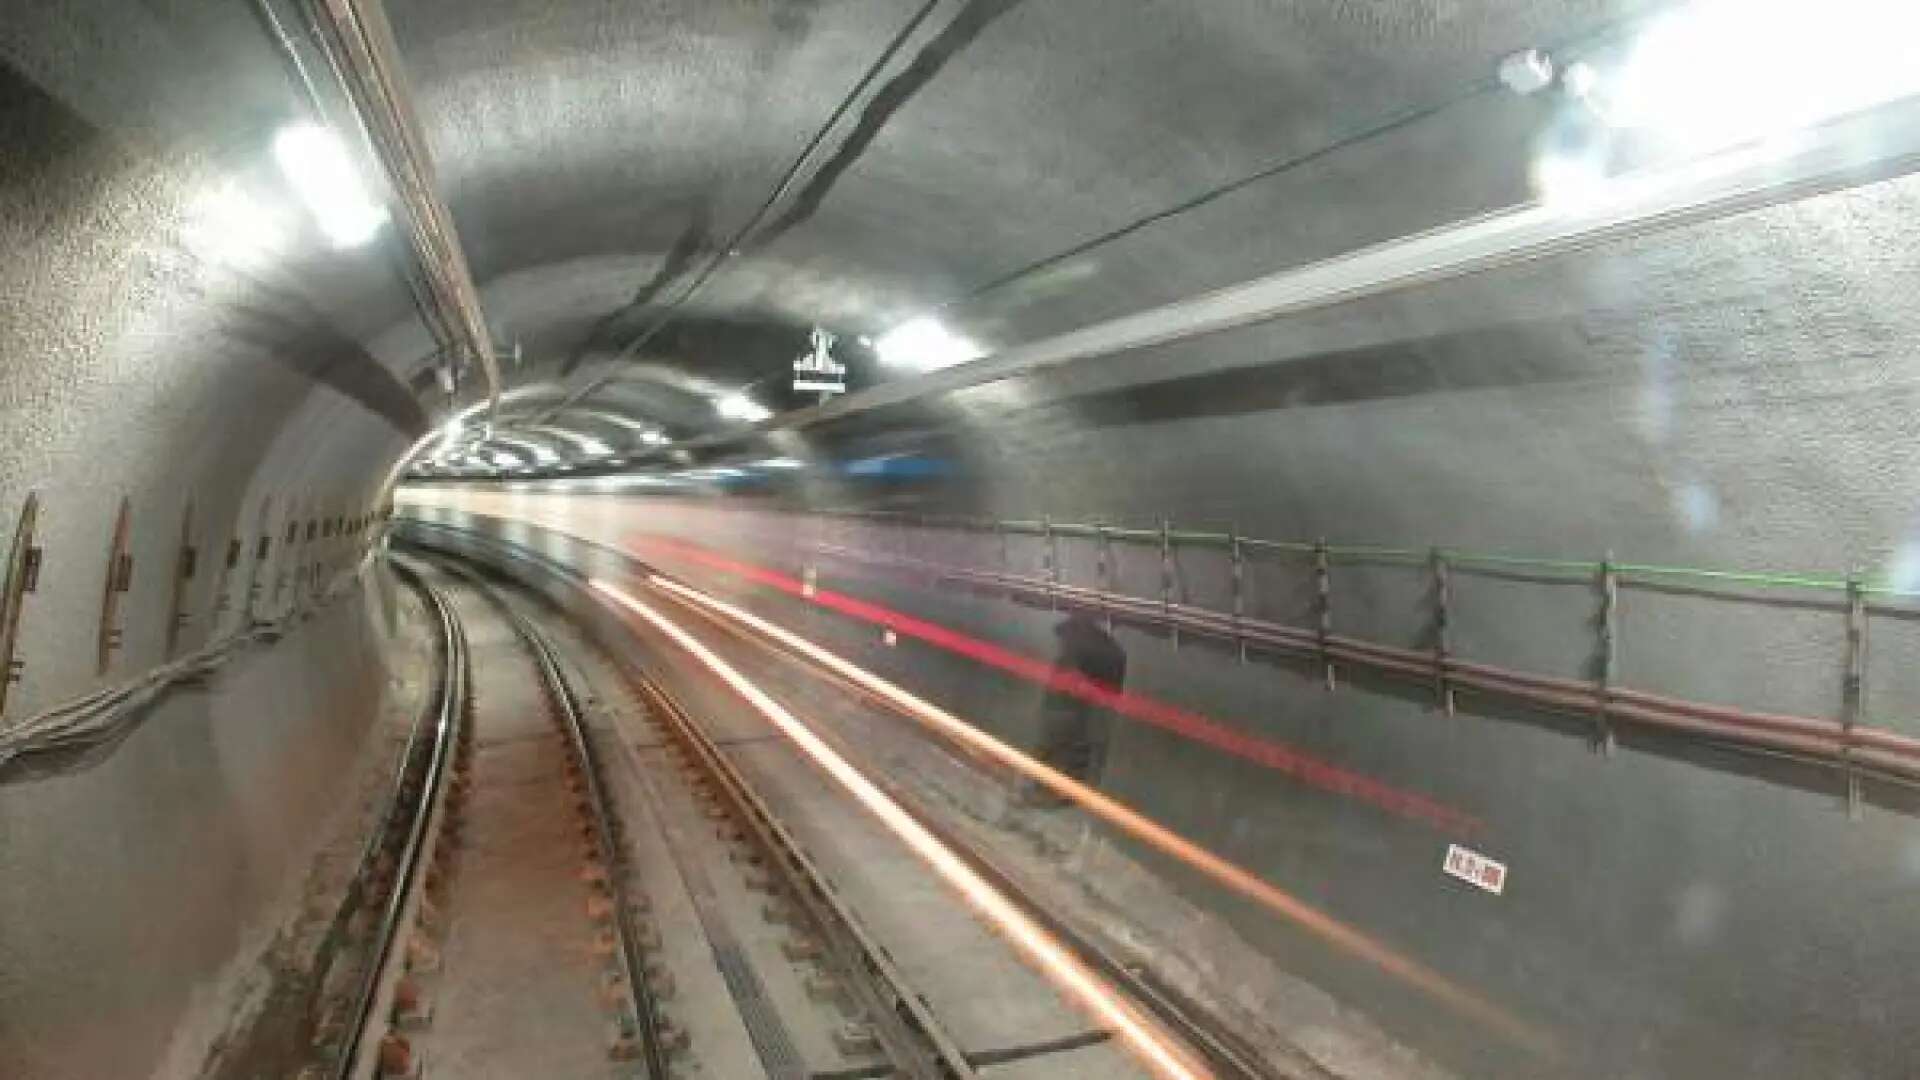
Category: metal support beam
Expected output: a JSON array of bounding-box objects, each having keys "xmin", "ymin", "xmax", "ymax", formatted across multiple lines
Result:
[
  {"xmin": 1160, "ymin": 519, "xmax": 1178, "ymax": 650},
  {"xmin": 1096, "ymin": 524, "xmax": 1114, "ymax": 631},
  {"xmin": 1042, "ymin": 516, "xmax": 1058, "ymax": 610},
  {"xmin": 1843, "ymin": 574, "xmax": 1867, "ymax": 819},
  {"xmin": 300, "ymin": 0, "xmax": 501, "ymax": 421},
  {"xmin": 1594, "ymin": 555, "xmax": 1619, "ymax": 756},
  {"xmin": 663, "ymin": 97, "xmax": 1920, "ymax": 447},
  {"xmin": 1229, "ymin": 528, "xmax": 1246, "ymax": 663},
  {"xmin": 1432, "ymin": 548, "xmax": 1455, "ymax": 717},
  {"xmin": 1314, "ymin": 539, "xmax": 1335, "ymax": 691}
]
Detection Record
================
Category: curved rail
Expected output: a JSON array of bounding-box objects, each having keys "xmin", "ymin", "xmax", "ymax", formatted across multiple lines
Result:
[
  {"xmin": 393, "ymin": 523, "xmax": 1287, "ymax": 1078},
  {"xmin": 333, "ymin": 558, "xmax": 468, "ymax": 1080},
  {"xmin": 414, "ymin": 540, "xmax": 974, "ymax": 1077},
  {"xmin": 862, "ymin": 757, "xmax": 1294, "ymax": 1080},
  {"xmin": 460, "ymin": 570, "xmax": 672, "ymax": 1078},
  {"xmin": 629, "ymin": 672, "xmax": 979, "ymax": 1080}
]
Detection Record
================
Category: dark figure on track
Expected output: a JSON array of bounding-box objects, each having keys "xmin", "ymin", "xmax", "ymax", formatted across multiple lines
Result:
[{"xmin": 1025, "ymin": 612, "xmax": 1127, "ymax": 806}]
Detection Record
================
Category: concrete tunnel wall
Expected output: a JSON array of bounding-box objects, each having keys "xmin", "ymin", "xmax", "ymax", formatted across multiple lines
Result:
[
  {"xmin": 0, "ymin": 51, "xmax": 431, "ymax": 1080},
  {"xmin": 7, "ymin": 0, "xmax": 1920, "ymax": 1076},
  {"xmin": 395, "ymin": 168, "xmax": 1920, "ymax": 1078},
  {"xmin": 400, "ymin": 469, "xmax": 1920, "ymax": 1079}
]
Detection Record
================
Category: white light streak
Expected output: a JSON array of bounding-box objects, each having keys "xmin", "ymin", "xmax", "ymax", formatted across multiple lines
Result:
[
  {"xmin": 642, "ymin": 573, "xmax": 1552, "ymax": 1055},
  {"xmin": 182, "ymin": 179, "xmax": 287, "ymax": 268},
  {"xmin": 1608, "ymin": 0, "xmax": 1920, "ymax": 154},
  {"xmin": 590, "ymin": 580, "xmax": 1210, "ymax": 1080},
  {"xmin": 873, "ymin": 317, "xmax": 984, "ymax": 372},
  {"xmin": 716, "ymin": 392, "xmax": 772, "ymax": 423},
  {"xmin": 1531, "ymin": 149, "xmax": 1612, "ymax": 209},
  {"xmin": 271, "ymin": 122, "xmax": 388, "ymax": 248}
]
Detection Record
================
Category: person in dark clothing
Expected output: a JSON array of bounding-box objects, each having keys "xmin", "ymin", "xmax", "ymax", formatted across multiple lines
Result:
[{"xmin": 1024, "ymin": 612, "xmax": 1127, "ymax": 806}]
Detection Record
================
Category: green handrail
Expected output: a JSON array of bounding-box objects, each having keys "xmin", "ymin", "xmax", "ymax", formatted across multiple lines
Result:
[{"xmin": 809, "ymin": 505, "xmax": 1917, "ymax": 600}]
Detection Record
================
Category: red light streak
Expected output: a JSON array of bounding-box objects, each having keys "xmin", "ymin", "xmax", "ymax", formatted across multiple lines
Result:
[
  {"xmin": 642, "ymin": 572, "xmax": 1554, "ymax": 1059},
  {"xmin": 627, "ymin": 532, "xmax": 1481, "ymax": 836}
]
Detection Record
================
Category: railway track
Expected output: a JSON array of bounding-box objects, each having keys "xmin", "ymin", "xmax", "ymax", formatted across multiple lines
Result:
[
  {"xmin": 317, "ymin": 543, "xmax": 1271, "ymax": 1079},
  {"xmin": 303, "ymin": 558, "xmax": 665, "ymax": 1079},
  {"xmin": 300, "ymin": 558, "xmax": 468, "ymax": 1080}
]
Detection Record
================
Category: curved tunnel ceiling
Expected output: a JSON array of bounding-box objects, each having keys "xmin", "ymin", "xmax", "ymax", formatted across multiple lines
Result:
[
  {"xmin": 388, "ymin": 0, "xmax": 1642, "ymax": 418},
  {"xmin": 7, "ymin": 0, "xmax": 1680, "ymax": 481}
]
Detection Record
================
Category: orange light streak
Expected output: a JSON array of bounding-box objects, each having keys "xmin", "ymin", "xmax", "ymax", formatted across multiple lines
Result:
[
  {"xmin": 642, "ymin": 572, "xmax": 1555, "ymax": 1059},
  {"xmin": 590, "ymin": 579, "xmax": 1214, "ymax": 1080}
]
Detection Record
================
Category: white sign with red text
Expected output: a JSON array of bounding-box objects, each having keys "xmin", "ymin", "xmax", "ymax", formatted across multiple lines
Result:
[{"xmin": 1443, "ymin": 843, "xmax": 1508, "ymax": 895}]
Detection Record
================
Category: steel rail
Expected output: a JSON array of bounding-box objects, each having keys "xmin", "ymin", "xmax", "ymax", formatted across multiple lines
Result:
[
  {"xmin": 402, "ymin": 531, "xmax": 973, "ymax": 1077},
  {"xmin": 828, "ymin": 723, "xmax": 1290, "ymax": 1080},
  {"xmin": 628, "ymin": 671, "xmax": 979, "ymax": 1080},
  {"xmin": 395, "ymin": 529, "xmax": 975, "ymax": 1077},
  {"xmin": 391, "ymin": 522, "xmax": 1302, "ymax": 1076},
  {"xmin": 300, "ymin": 0, "xmax": 501, "ymax": 421},
  {"xmin": 457, "ymin": 570, "xmax": 672, "ymax": 1079},
  {"xmin": 302, "ymin": 556, "xmax": 453, "ymax": 1049},
  {"xmin": 647, "ymin": 589, "xmax": 1287, "ymax": 1080},
  {"xmin": 333, "ymin": 558, "xmax": 468, "ymax": 1080},
  {"xmin": 904, "ymin": 797, "xmax": 1290, "ymax": 1080}
]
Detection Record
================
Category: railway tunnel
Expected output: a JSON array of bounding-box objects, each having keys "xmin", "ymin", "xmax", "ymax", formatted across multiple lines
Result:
[{"xmin": 5, "ymin": 1, "xmax": 1920, "ymax": 1077}]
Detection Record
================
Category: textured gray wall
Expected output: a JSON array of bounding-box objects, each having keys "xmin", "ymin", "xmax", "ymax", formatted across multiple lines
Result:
[
  {"xmin": 399, "ymin": 481, "xmax": 1920, "ymax": 1078},
  {"xmin": 0, "ymin": 575, "xmax": 408, "ymax": 1079},
  {"xmin": 0, "ymin": 30, "xmax": 423, "ymax": 1079},
  {"xmin": 397, "ymin": 167, "xmax": 1920, "ymax": 1072}
]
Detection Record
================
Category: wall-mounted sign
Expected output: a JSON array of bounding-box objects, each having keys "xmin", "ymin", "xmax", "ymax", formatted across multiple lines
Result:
[
  {"xmin": 1443, "ymin": 843, "xmax": 1507, "ymax": 895},
  {"xmin": 793, "ymin": 327, "xmax": 846, "ymax": 396}
]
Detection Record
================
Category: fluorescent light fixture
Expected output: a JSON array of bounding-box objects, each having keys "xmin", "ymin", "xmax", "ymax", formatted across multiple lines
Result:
[
  {"xmin": 1531, "ymin": 149, "xmax": 1611, "ymax": 208},
  {"xmin": 873, "ymin": 317, "xmax": 983, "ymax": 372},
  {"xmin": 182, "ymin": 179, "xmax": 286, "ymax": 268},
  {"xmin": 755, "ymin": 457, "xmax": 805, "ymax": 469},
  {"xmin": 488, "ymin": 451, "xmax": 526, "ymax": 469},
  {"xmin": 1562, "ymin": 61, "xmax": 1599, "ymax": 101},
  {"xmin": 1497, "ymin": 49, "xmax": 1555, "ymax": 97},
  {"xmin": 271, "ymin": 122, "xmax": 388, "ymax": 248},
  {"xmin": 577, "ymin": 434, "xmax": 613, "ymax": 457},
  {"xmin": 1607, "ymin": 0, "xmax": 1920, "ymax": 154},
  {"xmin": 716, "ymin": 393, "xmax": 772, "ymax": 423},
  {"xmin": 640, "ymin": 430, "xmax": 671, "ymax": 447}
]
